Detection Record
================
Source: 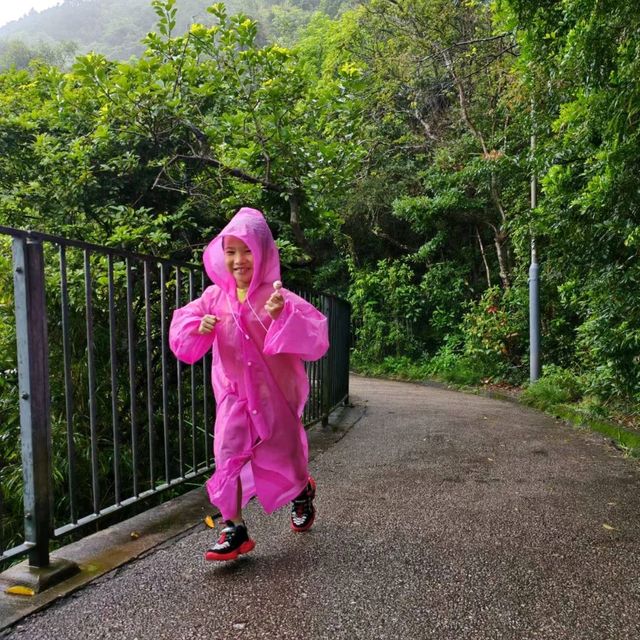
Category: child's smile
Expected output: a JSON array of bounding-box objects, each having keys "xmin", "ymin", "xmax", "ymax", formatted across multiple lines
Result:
[{"xmin": 224, "ymin": 236, "xmax": 254, "ymax": 289}]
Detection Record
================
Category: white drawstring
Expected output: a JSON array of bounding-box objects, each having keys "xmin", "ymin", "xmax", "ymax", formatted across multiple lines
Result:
[
  {"xmin": 246, "ymin": 297, "xmax": 270, "ymax": 333},
  {"xmin": 226, "ymin": 292, "xmax": 269, "ymax": 335}
]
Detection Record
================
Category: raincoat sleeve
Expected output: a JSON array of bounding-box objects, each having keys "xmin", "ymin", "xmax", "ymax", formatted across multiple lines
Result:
[
  {"xmin": 169, "ymin": 287, "xmax": 217, "ymax": 365},
  {"xmin": 263, "ymin": 291, "xmax": 329, "ymax": 362}
]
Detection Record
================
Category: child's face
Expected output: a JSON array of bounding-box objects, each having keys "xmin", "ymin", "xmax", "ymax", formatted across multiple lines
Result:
[{"xmin": 224, "ymin": 236, "xmax": 254, "ymax": 288}]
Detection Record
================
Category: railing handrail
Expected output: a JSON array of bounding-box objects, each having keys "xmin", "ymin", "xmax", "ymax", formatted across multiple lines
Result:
[
  {"xmin": 0, "ymin": 225, "xmax": 199, "ymax": 270},
  {"xmin": 0, "ymin": 225, "xmax": 350, "ymax": 305}
]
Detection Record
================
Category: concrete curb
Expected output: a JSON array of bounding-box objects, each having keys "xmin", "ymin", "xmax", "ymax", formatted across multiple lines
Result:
[{"xmin": 0, "ymin": 487, "xmax": 212, "ymax": 631}]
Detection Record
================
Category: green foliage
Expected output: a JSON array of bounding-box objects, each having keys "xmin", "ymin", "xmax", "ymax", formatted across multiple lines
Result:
[
  {"xmin": 2, "ymin": 0, "xmax": 638, "ymax": 402},
  {"xmin": 425, "ymin": 334, "xmax": 484, "ymax": 386},
  {"xmin": 351, "ymin": 355, "xmax": 432, "ymax": 381},
  {"xmin": 345, "ymin": 0, "xmax": 640, "ymax": 407},
  {"xmin": 0, "ymin": 1, "xmax": 364, "ymax": 268},
  {"xmin": 0, "ymin": 241, "xmax": 21, "ymax": 554},
  {"xmin": 349, "ymin": 258, "xmax": 427, "ymax": 363},
  {"xmin": 431, "ymin": 361, "xmax": 486, "ymax": 387},
  {"xmin": 521, "ymin": 365, "xmax": 583, "ymax": 411},
  {"xmin": 459, "ymin": 284, "xmax": 528, "ymax": 381},
  {"xmin": 502, "ymin": 0, "xmax": 640, "ymax": 402}
]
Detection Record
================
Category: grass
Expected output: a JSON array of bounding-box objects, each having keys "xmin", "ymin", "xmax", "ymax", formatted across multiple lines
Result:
[
  {"xmin": 350, "ymin": 355, "xmax": 432, "ymax": 381},
  {"xmin": 519, "ymin": 367, "xmax": 640, "ymax": 457},
  {"xmin": 520, "ymin": 374, "xmax": 581, "ymax": 409},
  {"xmin": 552, "ymin": 405, "xmax": 640, "ymax": 457}
]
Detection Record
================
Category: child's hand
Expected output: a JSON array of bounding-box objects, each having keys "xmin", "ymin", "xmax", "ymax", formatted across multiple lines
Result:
[
  {"xmin": 197, "ymin": 314, "xmax": 219, "ymax": 334},
  {"xmin": 265, "ymin": 290, "xmax": 284, "ymax": 320}
]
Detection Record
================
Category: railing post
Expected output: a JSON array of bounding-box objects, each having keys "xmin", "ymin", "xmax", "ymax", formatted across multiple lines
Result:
[
  {"xmin": 320, "ymin": 295, "xmax": 332, "ymax": 426},
  {"xmin": 12, "ymin": 237, "xmax": 52, "ymax": 568},
  {"xmin": 341, "ymin": 301, "xmax": 350, "ymax": 406}
]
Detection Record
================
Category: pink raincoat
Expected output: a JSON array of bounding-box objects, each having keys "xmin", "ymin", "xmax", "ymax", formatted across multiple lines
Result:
[{"xmin": 169, "ymin": 208, "xmax": 329, "ymax": 520}]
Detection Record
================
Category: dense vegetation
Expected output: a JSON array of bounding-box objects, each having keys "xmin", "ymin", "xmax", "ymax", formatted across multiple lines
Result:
[
  {"xmin": 2, "ymin": 0, "xmax": 640, "ymax": 558},
  {"xmin": 0, "ymin": 0, "xmax": 637, "ymax": 416}
]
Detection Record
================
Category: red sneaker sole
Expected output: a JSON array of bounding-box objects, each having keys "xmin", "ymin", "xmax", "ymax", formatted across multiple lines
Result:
[{"xmin": 204, "ymin": 539, "xmax": 256, "ymax": 562}]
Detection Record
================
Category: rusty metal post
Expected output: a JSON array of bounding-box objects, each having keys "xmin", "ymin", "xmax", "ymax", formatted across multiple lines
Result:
[{"xmin": 12, "ymin": 237, "xmax": 52, "ymax": 568}]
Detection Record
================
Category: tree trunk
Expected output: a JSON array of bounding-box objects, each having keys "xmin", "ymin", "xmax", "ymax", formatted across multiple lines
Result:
[
  {"xmin": 443, "ymin": 50, "xmax": 511, "ymax": 288},
  {"xmin": 476, "ymin": 225, "xmax": 492, "ymax": 287},
  {"xmin": 289, "ymin": 190, "xmax": 308, "ymax": 251},
  {"xmin": 492, "ymin": 229, "xmax": 510, "ymax": 289}
]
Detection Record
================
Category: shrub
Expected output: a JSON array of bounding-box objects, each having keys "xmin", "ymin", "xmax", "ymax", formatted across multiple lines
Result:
[
  {"xmin": 459, "ymin": 284, "xmax": 529, "ymax": 382},
  {"xmin": 521, "ymin": 365, "xmax": 583, "ymax": 411},
  {"xmin": 349, "ymin": 259, "xmax": 430, "ymax": 362}
]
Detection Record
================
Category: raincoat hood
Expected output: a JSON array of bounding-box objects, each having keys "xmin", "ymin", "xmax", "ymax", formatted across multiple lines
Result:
[{"xmin": 203, "ymin": 207, "xmax": 281, "ymax": 296}]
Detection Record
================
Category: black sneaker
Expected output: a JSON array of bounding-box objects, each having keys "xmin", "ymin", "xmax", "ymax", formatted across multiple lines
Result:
[
  {"xmin": 290, "ymin": 477, "xmax": 316, "ymax": 532},
  {"xmin": 205, "ymin": 521, "xmax": 256, "ymax": 561}
]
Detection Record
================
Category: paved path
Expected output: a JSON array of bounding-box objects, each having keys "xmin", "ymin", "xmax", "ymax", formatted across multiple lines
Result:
[{"xmin": 4, "ymin": 376, "xmax": 640, "ymax": 639}]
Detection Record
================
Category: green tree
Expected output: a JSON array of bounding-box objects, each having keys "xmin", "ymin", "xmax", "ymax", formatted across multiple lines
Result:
[{"xmin": 503, "ymin": 0, "xmax": 640, "ymax": 400}]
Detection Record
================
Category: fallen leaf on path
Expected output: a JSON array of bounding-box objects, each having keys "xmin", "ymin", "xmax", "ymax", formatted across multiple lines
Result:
[
  {"xmin": 5, "ymin": 585, "xmax": 35, "ymax": 596},
  {"xmin": 602, "ymin": 523, "xmax": 617, "ymax": 531},
  {"xmin": 204, "ymin": 515, "xmax": 215, "ymax": 528},
  {"xmin": 130, "ymin": 531, "xmax": 140, "ymax": 539}
]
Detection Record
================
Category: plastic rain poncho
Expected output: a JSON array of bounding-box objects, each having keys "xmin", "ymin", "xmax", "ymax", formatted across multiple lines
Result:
[{"xmin": 169, "ymin": 208, "xmax": 329, "ymax": 520}]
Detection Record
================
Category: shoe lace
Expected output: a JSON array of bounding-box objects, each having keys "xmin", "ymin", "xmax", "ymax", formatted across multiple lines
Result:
[
  {"xmin": 292, "ymin": 495, "xmax": 310, "ymax": 518},
  {"xmin": 216, "ymin": 525, "xmax": 236, "ymax": 546}
]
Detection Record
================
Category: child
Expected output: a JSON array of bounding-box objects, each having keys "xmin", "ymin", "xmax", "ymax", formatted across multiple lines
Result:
[{"xmin": 169, "ymin": 207, "xmax": 329, "ymax": 561}]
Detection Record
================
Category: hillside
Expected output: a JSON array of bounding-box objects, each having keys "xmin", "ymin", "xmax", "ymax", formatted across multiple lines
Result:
[{"xmin": 0, "ymin": 0, "xmax": 341, "ymax": 62}]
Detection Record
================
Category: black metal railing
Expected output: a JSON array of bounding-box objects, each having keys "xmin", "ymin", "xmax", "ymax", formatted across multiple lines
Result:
[{"xmin": 0, "ymin": 226, "xmax": 349, "ymax": 569}]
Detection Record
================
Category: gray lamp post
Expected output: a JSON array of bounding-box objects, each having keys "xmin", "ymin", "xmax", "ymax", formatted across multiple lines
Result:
[{"xmin": 529, "ymin": 106, "xmax": 540, "ymax": 382}]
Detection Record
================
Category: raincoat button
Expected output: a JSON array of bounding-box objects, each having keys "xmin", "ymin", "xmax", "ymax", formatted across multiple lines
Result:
[
  {"xmin": 244, "ymin": 334, "xmax": 250, "ymax": 340},
  {"xmin": 251, "ymin": 409, "xmax": 258, "ymax": 415},
  {"xmin": 247, "ymin": 361, "xmax": 253, "ymax": 367}
]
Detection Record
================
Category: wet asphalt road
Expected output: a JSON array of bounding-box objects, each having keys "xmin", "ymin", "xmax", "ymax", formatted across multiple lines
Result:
[{"xmin": 4, "ymin": 375, "xmax": 640, "ymax": 639}]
